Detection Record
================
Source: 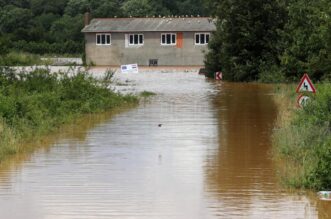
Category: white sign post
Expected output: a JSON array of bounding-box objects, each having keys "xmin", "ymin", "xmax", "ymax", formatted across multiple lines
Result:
[{"xmin": 121, "ymin": 63, "xmax": 139, "ymax": 74}]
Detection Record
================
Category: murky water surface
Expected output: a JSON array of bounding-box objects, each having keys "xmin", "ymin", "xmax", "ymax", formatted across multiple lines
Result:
[{"xmin": 0, "ymin": 71, "xmax": 330, "ymax": 218}]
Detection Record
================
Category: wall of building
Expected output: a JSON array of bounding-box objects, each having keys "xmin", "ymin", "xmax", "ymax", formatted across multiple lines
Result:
[{"xmin": 85, "ymin": 32, "xmax": 209, "ymax": 66}]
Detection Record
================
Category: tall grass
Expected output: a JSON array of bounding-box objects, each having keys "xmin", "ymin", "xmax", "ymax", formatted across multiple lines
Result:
[
  {"xmin": 0, "ymin": 67, "xmax": 137, "ymax": 161},
  {"xmin": 273, "ymin": 83, "xmax": 331, "ymax": 190},
  {"xmin": 0, "ymin": 52, "xmax": 49, "ymax": 66}
]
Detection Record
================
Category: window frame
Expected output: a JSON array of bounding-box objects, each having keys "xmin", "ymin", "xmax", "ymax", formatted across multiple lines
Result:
[
  {"xmin": 161, "ymin": 33, "xmax": 177, "ymax": 46},
  {"xmin": 195, "ymin": 33, "xmax": 210, "ymax": 45},
  {"xmin": 96, "ymin": 33, "xmax": 111, "ymax": 46},
  {"xmin": 128, "ymin": 33, "xmax": 144, "ymax": 46}
]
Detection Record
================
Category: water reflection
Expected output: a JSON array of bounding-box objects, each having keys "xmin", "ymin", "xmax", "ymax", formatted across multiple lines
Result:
[
  {"xmin": 0, "ymin": 112, "xmax": 127, "ymax": 198},
  {"xmin": 0, "ymin": 72, "xmax": 329, "ymax": 218},
  {"xmin": 204, "ymin": 82, "xmax": 321, "ymax": 218}
]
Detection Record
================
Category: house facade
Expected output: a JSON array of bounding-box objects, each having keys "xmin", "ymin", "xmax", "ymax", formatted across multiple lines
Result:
[{"xmin": 82, "ymin": 17, "xmax": 216, "ymax": 66}]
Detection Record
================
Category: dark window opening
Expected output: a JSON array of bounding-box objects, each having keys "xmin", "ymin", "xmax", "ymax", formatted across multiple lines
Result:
[
  {"xmin": 129, "ymin": 34, "xmax": 144, "ymax": 45},
  {"xmin": 139, "ymin": 35, "xmax": 143, "ymax": 44},
  {"xmin": 201, "ymin": 34, "xmax": 205, "ymax": 44},
  {"xmin": 195, "ymin": 33, "xmax": 210, "ymax": 45},
  {"xmin": 172, "ymin": 34, "xmax": 176, "ymax": 44},
  {"xmin": 96, "ymin": 33, "xmax": 111, "ymax": 45},
  {"xmin": 97, "ymin": 35, "xmax": 101, "ymax": 44},
  {"xmin": 130, "ymin": 35, "xmax": 134, "ymax": 44},
  {"xmin": 166, "ymin": 34, "xmax": 171, "ymax": 44},
  {"xmin": 161, "ymin": 33, "xmax": 176, "ymax": 45},
  {"xmin": 134, "ymin": 35, "xmax": 138, "ymax": 44},
  {"xmin": 149, "ymin": 59, "xmax": 158, "ymax": 66}
]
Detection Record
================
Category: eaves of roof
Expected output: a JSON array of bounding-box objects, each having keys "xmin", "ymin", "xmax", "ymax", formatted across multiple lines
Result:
[{"xmin": 82, "ymin": 17, "xmax": 216, "ymax": 33}]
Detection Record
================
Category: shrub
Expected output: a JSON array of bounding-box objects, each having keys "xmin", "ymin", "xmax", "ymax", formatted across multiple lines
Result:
[
  {"xmin": 273, "ymin": 83, "xmax": 331, "ymax": 190},
  {"xmin": 0, "ymin": 67, "xmax": 137, "ymax": 161},
  {"xmin": 0, "ymin": 52, "xmax": 43, "ymax": 66}
]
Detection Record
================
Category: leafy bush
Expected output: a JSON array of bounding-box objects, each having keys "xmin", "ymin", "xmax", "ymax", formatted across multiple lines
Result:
[
  {"xmin": 273, "ymin": 83, "xmax": 331, "ymax": 190},
  {"xmin": 12, "ymin": 40, "xmax": 83, "ymax": 54},
  {"xmin": 0, "ymin": 52, "xmax": 44, "ymax": 66},
  {"xmin": 0, "ymin": 67, "xmax": 137, "ymax": 161}
]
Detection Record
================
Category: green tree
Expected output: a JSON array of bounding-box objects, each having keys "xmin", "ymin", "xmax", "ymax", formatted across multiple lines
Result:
[
  {"xmin": 205, "ymin": 0, "xmax": 287, "ymax": 81},
  {"xmin": 35, "ymin": 13, "xmax": 60, "ymax": 30},
  {"xmin": 0, "ymin": 0, "xmax": 6, "ymax": 7},
  {"xmin": 0, "ymin": 5, "xmax": 33, "ymax": 33},
  {"xmin": 1, "ymin": 0, "xmax": 30, "ymax": 8},
  {"xmin": 122, "ymin": 0, "xmax": 155, "ymax": 17},
  {"xmin": 0, "ymin": 37, "xmax": 10, "ymax": 55},
  {"xmin": 90, "ymin": 0, "xmax": 123, "ymax": 17},
  {"xmin": 50, "ymin": 15, "xmax": 83, "ymax": 42},
  {"xmin": 64, "ymin": 0, "xmax": 90, "ymax": 16},
  {"xmin": 176, "ymin": 0, "xmax": 208, "ymax": 16},
  {"xmin": 280, "ymin": 0, "xmax": 331, "ymax": 81},
  {"xmin": 30, "ymin": 0, "xmax": 68, "ymax": 15}
]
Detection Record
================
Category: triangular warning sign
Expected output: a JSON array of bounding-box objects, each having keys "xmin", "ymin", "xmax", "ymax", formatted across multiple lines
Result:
[{"xmin": 296, "ymin": 73, "xmax": 316, "ymax": 93}]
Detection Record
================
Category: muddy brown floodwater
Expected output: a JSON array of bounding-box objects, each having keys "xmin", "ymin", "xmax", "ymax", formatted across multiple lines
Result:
[{"xmin": 0, "ymin": 72, "xmax": 330, "ymax": 219}]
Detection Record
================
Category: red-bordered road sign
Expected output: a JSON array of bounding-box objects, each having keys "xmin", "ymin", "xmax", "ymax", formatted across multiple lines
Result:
[
  {"xmin": 215, "ymin": 72, "xmax": 222, "ymax": 80},
  {"xmin": 296, "ymin": 73, "xmax": 316, "ymax": 93},
  {"xmin": 297, "ymin": 94, "xmax": 310, "ymax": 108}
]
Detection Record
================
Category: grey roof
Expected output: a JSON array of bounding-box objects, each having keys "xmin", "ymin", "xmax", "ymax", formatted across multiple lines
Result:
[{"xmin": 82, "ymin": 17, "xmax": 216, "ymax": 33}]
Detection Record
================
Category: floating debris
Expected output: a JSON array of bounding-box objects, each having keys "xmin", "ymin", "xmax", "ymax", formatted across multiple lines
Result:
[{"xmin": 317, "ymin": 191, "xmax": 331, "ymax": 201}]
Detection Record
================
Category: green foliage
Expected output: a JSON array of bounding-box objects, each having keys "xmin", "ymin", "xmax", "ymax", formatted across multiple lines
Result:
[
  {"xmin": 274, "ymin": 83, "xmax": 331, "ymax": 190},
  {"xmin": 122, "ymin": 0, "xmax": 156, "ymax": 17},
  {"xmin": 175, "ymin": 0, "xmax": 207, "ymax": 16},
  {"xmin": 0, "ymin": 37, "xmax": 10, "ymax": 55},
  {"xmin": 0, "ymin": 5, "xmax": 33, "ymax": 33},
  {"xmin": 280, "ymin": 0, "xmax": 331, "ymax": 81},
  {"xmin": 50, "ymin": 15, "xmax": 83, "ymax": 42},
  {"xmin": 205, "ymin": 0, "xmax": 330, "ymax": 82},
  {"xmin": 12, "ymin": 40, "xmax": 83, "ymax": 54},
  {"xmin": 64, "ymin": 0, "xmax": 90, "ymax": 17},
  {"xmin": 0, "ymin": 67, "xmax": 137, "ymax": 161},
  {"xmin": 88, "ymin": 0, "xmax": 123, "ymax": 18},
  {"xmin": 258, "ymin": 62, "xmax": 286, "ymax": 83},
  {"xmin": 0, "ymin": 0, "xmax": 208, "ymax": 55},
  {"xmin": 30, "ymin": 0, "xmax": 67, "ymax": 15},
  {"xmin": 205, "ymin": 0, "xmax": 287, "ymax": 81},
  {"xmin": 0, "ymin": 52, "xmax": 44, "ymax": 66}
]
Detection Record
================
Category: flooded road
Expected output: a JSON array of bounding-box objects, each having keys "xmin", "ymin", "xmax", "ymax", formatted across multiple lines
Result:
[{"xmin": 0, "ymin": 72, "xmax": 330, "ymax": 218}]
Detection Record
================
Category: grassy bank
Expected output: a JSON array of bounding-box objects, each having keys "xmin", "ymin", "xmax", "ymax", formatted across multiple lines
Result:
[
  {"xmin": 0, "ymin": 67, "xmax": 137, "ymax": 162},
  {"xmin": 0, "ymin": 52, "xmax": 51, "ymax": 66},
  {"xmin": 273, "ymin": 83, "xmax": 331, "ymax": 190}
]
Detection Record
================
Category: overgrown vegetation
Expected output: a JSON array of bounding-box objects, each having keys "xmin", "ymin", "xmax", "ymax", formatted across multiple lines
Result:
[
  {"xmin": 0, "ymin": 51, "xmax": 51, "ymax": 66},
  {"xmin": 273, "ymin": 83, "xmax": 331, "ymax": 190},
  {"xmin": 0, "ymin": 67, "xmax": 137, "ymax": 161},
  {"xmin": 205, "ymin": 0, "xmax": 331, "ymax": 82}
]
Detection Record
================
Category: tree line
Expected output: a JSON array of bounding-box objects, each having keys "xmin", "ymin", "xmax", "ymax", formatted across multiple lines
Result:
[
  {"xmin": 0, "ymin": 0, "xmax": 208, "ymax": 55},
  {"xmin": 205, "ymin": 0, "xmax": 331, "ymax": 81},
  {"xmin": 0, "ymin": 0, "xmax": 329, "ymax": 82}
]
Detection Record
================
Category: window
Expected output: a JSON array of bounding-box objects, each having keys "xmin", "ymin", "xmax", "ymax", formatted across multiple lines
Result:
[
  {"xmin": 149, "ymin": 59, "xmax": 158, "ymax": 66},
  {"xmin": 96, "ymin": 33, "xmax": 111, "ymax": 45},
  {"xmin": 129, "ymin": 34, "xmax": 144, "ymax": 45},
  {"xmin": 195, "ymin": 33, "xmax": 210, "ymax": 45},
  {"xmin": 161, "ymin": 33, "xmax": 176, "ymax": 45}
]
